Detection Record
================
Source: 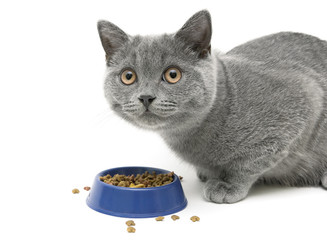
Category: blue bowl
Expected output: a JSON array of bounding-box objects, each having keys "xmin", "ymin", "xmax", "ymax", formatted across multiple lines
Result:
[{"xmin": 86, "ymin": 166, "xmax": 187, "ymax": 218}]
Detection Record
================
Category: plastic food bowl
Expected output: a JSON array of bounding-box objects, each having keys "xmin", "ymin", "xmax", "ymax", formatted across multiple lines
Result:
[{"xmin": 86, "ymin": 166, "xmax": 187, "ymax": 218}]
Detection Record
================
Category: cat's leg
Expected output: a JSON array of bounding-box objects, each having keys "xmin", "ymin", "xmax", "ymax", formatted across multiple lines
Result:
[
  {"xmin": 196, "ymin": 167, "xmax": 217, "ymax": 182},
  {"xmin": 204, "ymin": 151, "xmax": 288, "ymax": 203},
  {"xmin": 321, "ymin": 171, "xmax": 327, "ymax": 189}
]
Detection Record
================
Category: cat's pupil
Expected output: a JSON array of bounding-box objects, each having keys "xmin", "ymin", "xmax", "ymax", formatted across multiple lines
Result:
[
  {"xmin": 169, "ymin": 70, "xmax": 177, "ymax": 78},
  {"xmin": 126, "ymin": 72, "xmax": 133, "ymax": 80}
]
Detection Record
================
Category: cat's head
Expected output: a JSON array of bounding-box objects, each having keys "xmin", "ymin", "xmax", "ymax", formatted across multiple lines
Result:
[{"xmin": 98, "ymin": 10, "xmax": 217, "ymax": 131}]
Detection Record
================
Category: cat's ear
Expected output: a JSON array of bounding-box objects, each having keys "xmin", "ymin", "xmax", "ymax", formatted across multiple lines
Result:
[
  {"xmin": 97, "ymin": 20, "xmax": 129, "ymax": 61},
  {"xmin": 175, "ymin": 10, "xmax": 212, "ymax": 58}
]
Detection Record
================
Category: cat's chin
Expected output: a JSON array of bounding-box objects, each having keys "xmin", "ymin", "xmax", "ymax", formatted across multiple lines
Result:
[{"xmin": 133, "ymin": 111, "xmax": 168, "ymax": 130}]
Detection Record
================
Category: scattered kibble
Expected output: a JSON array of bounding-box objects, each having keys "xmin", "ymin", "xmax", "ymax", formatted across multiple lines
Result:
[
  {"xmin": 126, "ymin": 220, "xmax": 135, "ymax": 226},
  {"xmin": 179, "ymin": 176, "xmax": 183, "ymax": 180},
  {"xmin": 100, "ymin": 171, "xmax": 175, "ymax": 188},
  {"xmin": 72, "ymin": 188, "xmax": 79, "ymax": 194},
  {"xmin": 190, "ymin": 216, "xmax": 200, "ymax": 222},
  {"xmin": 84, "ymin": 186, "xmax": 91, "ymax": 191},
  {"xmin": 171, "ymin": 215, "xmax": 180, "ymax": 221},
  {"xmin": 127, "ymin": 226, "xmax": 136, "ymax": 233},
  {"xmin": 155, "ymin": 216, "xmax": 164, "ymax": 221}
]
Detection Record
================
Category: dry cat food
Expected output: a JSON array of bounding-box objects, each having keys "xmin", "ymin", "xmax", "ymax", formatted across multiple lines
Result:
[
  {"xmin": 83, "ymin": 186, "xmax": 91, "ymax": 191},
  {"xmin": 72, "ymin": 188, "xmax": 79, "ymax": 194},
  {"xmin": 171, "ymin": 215, "xmax": 180, "ymax": 221},
  {"xmin": 100, "ymin": 171, "xmax": 174, "ymax": 188},
  {"xmin": 127, "ymin": 226, "xmax": 136, "ymax": 233},
  {"xmin": 125, "ymin": 220, "xmax": 135, "ymax": 226},
  {"xmin": 155, "ymin": 216, "xmax": 165, "ymax": 221},
  {"xmin": 190, "ymin": 216, "xmax": 200, "ymax": 222}
]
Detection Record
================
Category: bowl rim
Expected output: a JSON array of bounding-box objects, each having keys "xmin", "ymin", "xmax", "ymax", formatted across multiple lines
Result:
[{"xmin": 96, "ymin": 166, "xmax": 178, "ymax": 191}]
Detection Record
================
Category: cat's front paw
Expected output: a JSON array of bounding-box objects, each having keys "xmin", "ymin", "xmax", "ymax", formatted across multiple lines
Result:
[{"xmin": 203, "ymin": 179, "xmax": 249, "ymax": 204}]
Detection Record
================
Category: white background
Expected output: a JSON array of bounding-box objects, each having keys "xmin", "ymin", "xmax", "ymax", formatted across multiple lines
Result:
[{"xmin": 1, "ymin": 0, "xmax": 327, "ymax": 239}]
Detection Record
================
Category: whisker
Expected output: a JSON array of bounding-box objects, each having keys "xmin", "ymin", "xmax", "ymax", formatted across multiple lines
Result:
[
  {"xmin": 156, "ymin": 104, "xmax": 176, "ymax": 107},
  {"xmin": 124, "ymin": 109, "xmax": 138, "ymax": 112},
  {"xmin": 123, "ymin": 101, "xmax": 133, "ymax": 104},
  {"xmin": 91, "ymin": 108, "xmax": 116, "ymax": 127},
  {"xmin": 154, "ymin": 108, "xmax": 176, "ymax": 112},
  {"xmin": 123, "ymin": 104, "xmax": 137, "ymax": 108},
  {"xmin": 162, "ymin": 100, "xmax": 177, "ymax": 104}
]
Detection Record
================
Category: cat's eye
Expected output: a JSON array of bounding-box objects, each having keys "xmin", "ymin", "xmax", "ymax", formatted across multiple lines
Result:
[
  {"xmin": 163, "ymin": 67, "xmax": 182, "ymax": 84},
  {"xmin": 121, "ymin": 69, "xmax": 137, "ymax": 85}
]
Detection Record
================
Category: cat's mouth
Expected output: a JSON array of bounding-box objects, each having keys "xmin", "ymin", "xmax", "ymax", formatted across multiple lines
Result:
[
  {"xmin": 134, "ymin": 110, "xmax": 167, "ymax": 129},
  {"xmin": 121, "ymin": 100, "xmax": 178, "ymax": 129},
  {"xmin": 140, "ymin": 109, "xmax": 158, "ymax": 118}
]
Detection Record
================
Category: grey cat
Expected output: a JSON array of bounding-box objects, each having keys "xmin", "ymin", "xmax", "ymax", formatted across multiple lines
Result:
[{"xmin": 97, "ymin": 10, "xmax": 327, "ymax": 203}]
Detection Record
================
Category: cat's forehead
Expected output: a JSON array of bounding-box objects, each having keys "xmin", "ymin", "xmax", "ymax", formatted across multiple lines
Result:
[
  {"xmin": 129, "ymin": 35, "xmax": 175, "ymax": 66},
  {"xmin": 130, "ymin": 35, "xmax": 173, "ymax": 54},
  {"xmin": 113, "ymin": 34, "xmax": 193, "ymax": 72}
]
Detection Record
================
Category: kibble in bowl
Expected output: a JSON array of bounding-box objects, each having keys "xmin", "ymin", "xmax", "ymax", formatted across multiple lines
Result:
[
  {"xmin": 86, "ymin": 166, "xmax": 187, "ymax": 218},
  {"xmin": 100, "ymin": 171, "xmax": 174, "ymax": 188}
]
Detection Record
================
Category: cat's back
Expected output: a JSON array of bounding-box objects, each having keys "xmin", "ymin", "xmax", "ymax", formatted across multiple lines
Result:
[
  {"xmin": 226, "ymin": 32, "xmax": 327, "ymax": 75},
  {"xmin": 216, "ymin": 32, "xmax": 327, "ymax": 185}
]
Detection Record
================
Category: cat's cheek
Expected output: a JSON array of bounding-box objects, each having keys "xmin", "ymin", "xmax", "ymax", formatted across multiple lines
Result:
[{"xmin": 182, "ymin": 90, "xmax": 206, "ymax": 111}]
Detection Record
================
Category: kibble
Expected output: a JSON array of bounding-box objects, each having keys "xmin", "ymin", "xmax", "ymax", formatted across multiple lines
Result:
[
  {"xmin": 125, "ymin": 220, "xmax": 135, "ymax": 226},
  {"xmin": 100, "ymin": 171, "xmax": 175, "ymax": 188},
  {"xmin": 155, "ymin": 216, "xmax": 164, "ymax": 221},
  {"xmin": 72, "ymin": 188, "xmax": 79, "ymax": 194},
  {"xmin": 171, "ymin": 215, "xmax": 180, "ymax": 221},
  {"xmin": 84, "ymin": 186, "xmax": 91, "ymax": 191},
  {"xmin": 190, "ymin": 216, "xmax": 200, "ymax": 222},
  {"xmin": 127, "ymin": 226, "xmax": 136, "ymax": 233}
]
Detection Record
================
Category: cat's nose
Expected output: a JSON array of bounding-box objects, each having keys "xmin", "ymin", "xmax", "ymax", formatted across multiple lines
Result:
[{"xmin": 138, "ymin": 95, "xmax": 156, "ymax": 109}]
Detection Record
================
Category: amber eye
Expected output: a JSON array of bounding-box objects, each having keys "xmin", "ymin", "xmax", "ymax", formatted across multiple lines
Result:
[
  {"xmin": 121, "ymin": 69, "xmax": 137, "ymax": 85},
  {"xmin": 163, "ymin": 67, "xmax": 182, "ymax": 84}
]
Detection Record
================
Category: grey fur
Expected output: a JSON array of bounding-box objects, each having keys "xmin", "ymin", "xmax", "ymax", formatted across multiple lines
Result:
[{"xmin": 97, "ymin": 10, "xmax": 327, "ymax": 203}]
